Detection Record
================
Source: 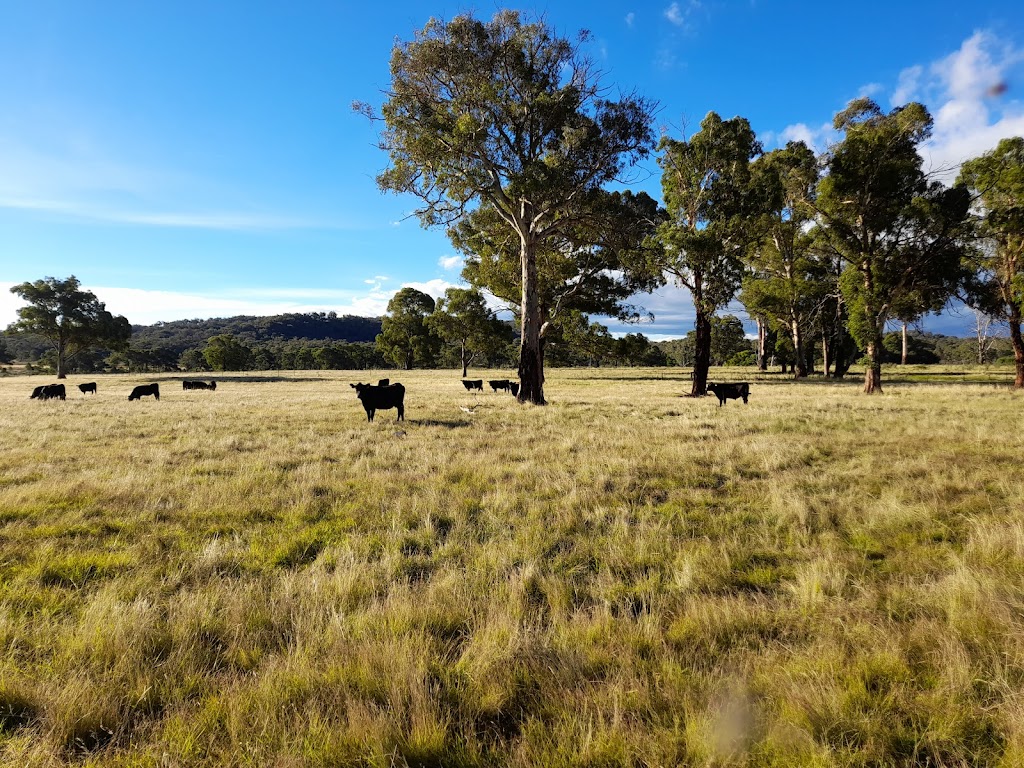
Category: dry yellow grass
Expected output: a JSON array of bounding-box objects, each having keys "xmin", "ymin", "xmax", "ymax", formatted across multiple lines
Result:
[{"xmin": 0, "ymin": 368, "xmax": 1021, "ymax": 766}]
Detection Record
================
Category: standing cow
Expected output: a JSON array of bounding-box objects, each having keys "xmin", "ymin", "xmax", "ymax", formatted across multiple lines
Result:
[
  {"xmin": 707, "ymin": 382, "xmax": 750, "ymax": 406},
  {"xmin": 350, "ymin": 382, "xmax": 405, "ymax": 422},
  {"xmin": 78, "ymin": 382, "xmax": 97, "ymax": 395}
]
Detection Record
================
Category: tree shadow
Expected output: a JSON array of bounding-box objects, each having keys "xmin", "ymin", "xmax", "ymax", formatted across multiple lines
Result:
[{"xmin": 407, "ymin": 418, "xmax": 473, "ymax": 429}]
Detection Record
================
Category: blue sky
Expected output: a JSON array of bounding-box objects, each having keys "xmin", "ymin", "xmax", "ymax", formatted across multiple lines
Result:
[{"xmin": 2, "ymin": 1, "xmax": 1023, "ymax": 339}]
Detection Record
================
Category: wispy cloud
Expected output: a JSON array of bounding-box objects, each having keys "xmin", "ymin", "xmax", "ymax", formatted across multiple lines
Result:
[
  {"xmin": 625, "ymin": 12, "xmax": 635, "ymax": 27},
  {"xmin": 664, "ymin": 0, "xmax": 701, "ymax": 27},
  {"xmin": 0, "ymin": 278, "xmax": 462, "ymax": 328},
  {"xmin": 0, "ymin": 196, "xmax": 333, "ymax": 231}
]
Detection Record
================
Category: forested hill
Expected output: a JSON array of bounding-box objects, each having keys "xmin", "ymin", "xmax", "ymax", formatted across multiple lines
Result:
[{"xmin": 130, "ymin": 312, "xmax": 383, "ymax": 355}]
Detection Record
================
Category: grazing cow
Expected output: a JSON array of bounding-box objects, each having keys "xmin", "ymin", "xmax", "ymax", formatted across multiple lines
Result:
[
  {"xmin": 350, "ymin": 382, "xmax": 405, "ymax": 422},
  {"xmin": 461, "ymin": 379, "xmax": 483, "ymax": 391},
  {"xmin": 489, "ymin": 379, "xmax": 512, "ymax": 392},
  {"xmin": 31, "ymin": 384, "xmax": 65, "ymax": 400},
  {"xmin": 184, "ymin": 380, "xmax": 217, "ymax": 391},
  {"xmin": 128, "ymin": 383, "xmax": 160, "ymax": 401},
  {"xmin": 510, "ymin": 382, "xmax": 520, "ymax": 397},
  {"xmin": 78, "ymin": 382, "xmax": 97, "ymax": 395},
  {"xmin": 183, "ymin": 380, "xmax": 195, "ymax": 390},
  {"xmin": 707, "ymin": 382, "xmax": 750, "ymax": 406}
]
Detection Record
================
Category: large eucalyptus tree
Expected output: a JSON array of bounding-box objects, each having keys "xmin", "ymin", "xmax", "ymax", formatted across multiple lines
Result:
[
  {"xmin": 740, "ymin": 141, "xmax": 826, "ymax": 379},
  {"xmin": 655, "ymin": 112, "xmax": 763, "ymax": 396},
  {"xmin": 958, "ymin": 137, "xmax": 1024, "ymax": 388},
  {"xmin": 816, "ymin": 99, "xmax": 970, "ymax": 393},
  {"xmin": 358, "ymin": 10, "xmax": 657, "ymax": 404}
]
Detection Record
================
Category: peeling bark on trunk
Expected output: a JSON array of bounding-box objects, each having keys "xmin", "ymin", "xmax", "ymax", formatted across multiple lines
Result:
[
  {"xmin": 517, "ymin": 232, "xmax": 546, "ymax": 405},
  {"xmin": 901, "ymin": 322, "xmax": 908, "ymax": 366},
  {"xmin": 862, "ymin": 261, "xmax": 882, "ymax": 394},
  {"xmin": 756, "ymin": 318, "xmax": 767, "ymax": 372},
  {"xmin": 1009, "ymin": 314, "xmax": 1024, "ymax": 389},
  {"xmin": 864, "ymin": 333, "xmax": 883, "ymax": 393},
  {"xmin": 791, "ymin": 318, "xmax": 806, "ymax": 379},
  {"xmin": 822, "ymin": 329, "xmax": 831, "ymax": 378},
  {"xmin": 57, "ymin": 338, "xmax": 67, "ymax": 379}
]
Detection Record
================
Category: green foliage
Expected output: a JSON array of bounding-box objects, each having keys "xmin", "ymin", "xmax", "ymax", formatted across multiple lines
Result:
[
  {"xmin": 376, "ymin": 287, "xmax": 441, "ymax": 370},
  {"xmin": 203, "ymin": 334, "xmax": 253, "ymax": 371},
  {"xmin": 6, "ymin": 275, "xmax": 131, "ymax": 378},
  {"xmin": 426, "ymin": 288, "xmax": 513, "ymax": 375},
  {"xmin": 882, "ymin": 331, "xmax": 940, "ymax": 364},
  {"xmin": 658, "ymin": 315, "xmax": 752, "ymax": 367}
]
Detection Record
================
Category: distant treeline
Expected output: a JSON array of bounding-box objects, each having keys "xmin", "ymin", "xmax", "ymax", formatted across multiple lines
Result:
[{"xmin": 0, "ymin": 309, "xmax": 1016, "ymax": 375}]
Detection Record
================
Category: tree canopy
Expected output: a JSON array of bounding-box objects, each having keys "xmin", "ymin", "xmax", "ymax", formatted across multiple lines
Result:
[
  {"xmin": 7, "ymin": 275, "xmax": 131, "ymax": 378},
  {"xmin": 958, "ymin": 136, "xmax": 1024, "ymax": 387},
  {"xmin": 376, "ymin": 288, "xmax": 440, "ymax": 370},
  {"xmin": 362, "ymin": 9, "xmax": 658, "ymax": 403}
]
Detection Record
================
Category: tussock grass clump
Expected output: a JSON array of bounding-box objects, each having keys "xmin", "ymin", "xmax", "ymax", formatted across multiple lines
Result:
[{"xmin": 0, "ymin": 368, "xmax": 1021, "ymax": 765}]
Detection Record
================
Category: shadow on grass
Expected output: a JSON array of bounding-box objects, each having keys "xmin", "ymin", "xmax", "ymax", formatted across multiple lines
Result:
[
  {"xmin": 407, "ymin": 418, "xmax": 473, "ymax": 429},
  {"xmin": 173, "ymin": 375, "xmax": 329, "ymax": 384}
]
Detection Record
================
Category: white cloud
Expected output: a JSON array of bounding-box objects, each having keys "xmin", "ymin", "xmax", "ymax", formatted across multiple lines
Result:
[
  {"xmin": 625, "ymin": 12, "xmax": 635, "ymax": 27},
  {"xmin": 438, "ymin": 255, "xmax": 464, "ymax": 271},
  {"xmin": 858, "ymin": 82, "xmax": 884, "ymax": 98},
  {"xmin": 401, "ymin": 279, "xmax": 454, "ymax": 301},
  {"xmin": 664, "ymin": 2, "xmax": 685, "ymax": 26},
  {"xmin": 774, "ymin": 121, "xmax": 837, "ymax": 152},
  {"xmin": 891, "ymin": 64, "xmax": 924, "ymax": 105}
]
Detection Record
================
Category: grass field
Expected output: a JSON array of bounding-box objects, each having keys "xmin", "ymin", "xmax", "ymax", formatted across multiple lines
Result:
[{"xmin": 0, "ymin": 368, "xmax": 1022, "ymax": 767}]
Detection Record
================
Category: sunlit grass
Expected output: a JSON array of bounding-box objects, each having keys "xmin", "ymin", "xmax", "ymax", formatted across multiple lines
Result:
[{"xmin": 0, "ymin": 368, "xmax": 1021, "ymax": 766}]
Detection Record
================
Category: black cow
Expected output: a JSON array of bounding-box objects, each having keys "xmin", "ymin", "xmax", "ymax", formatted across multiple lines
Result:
[
  {"xmin": 78, "ymin": 382, "xmax": 97, "ymax": 395},
  {"xmin": 377, "ymin": 378, "xmax": 389, "ymax": 387},
  {"xmin": 350, "ymin": 382, "xmax": 405, "ymax": 422},
  {"xmin": 183, "ymin": 380, "xmax": 217, "ymax": 391},
  {"xmin": 510, "ymin": 382, "xmax": 520, "ymax": 397},
  {"xmin": 31, "ymin": 384, "xmax": 65, "ymax": 400},
  {"xmin": 128, "ymin": 383, "xmax": 160, "ymax": 401},
  {"xmin": 707, "ymin": 382, "xmax": 750, "ymax": 406},
  {"xmin": 462, "ymin": 379, "xmax": 483, "ymax": 391},
  {"xmin": 489, "ymin": 379, "xmax": 512, "ymax": 392}
]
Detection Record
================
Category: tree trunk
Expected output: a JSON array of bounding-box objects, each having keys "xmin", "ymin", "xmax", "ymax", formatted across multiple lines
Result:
[
  {"xmin": 862, "ymin": 262, "xmax": 882, "ymax": 394},
  {"xmin": 1009, "ymin": 312, "xmax": 1024, "ymax": 389},
  {"xmin": 822, "ymin": 329, "xmax": 831, "ymax": 378},
  {"xmin": 518, "ymin": 232, "xmax": 546, "ymax": 404},
  {"xmin": 791, "ymin": 318, "xmax": 806, "ymax": 379},
  {"xmin": 57, "ymin": 337, "xmax": 67, "ymax": 379},
  {"xmin": 690, "ymin": 306, "xmax": 712, "ymax": 397},
  {"xmin": 864, "ymin": 330, "xmax": 883, "ymax": 393},
  {"xmin": 901, "ymin": 322, "xmax": 908, "ymax": 366},
  {"xmin": 461, "ymin": 342, "xmax": 469, "ymax": 378},
  {"xmin": 756, "ymin": 318, "xmax": 767, "ymax": 371}
]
